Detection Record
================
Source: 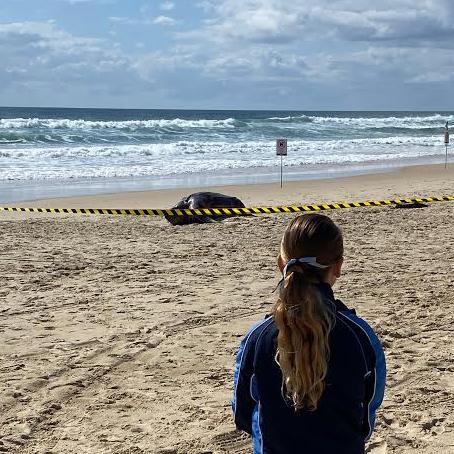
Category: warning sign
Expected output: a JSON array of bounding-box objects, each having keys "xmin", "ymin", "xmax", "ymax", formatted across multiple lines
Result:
[
  {"xmin": 276, "ymin": 139, "xmax": 287, "ymax": 156},
  {"xmin": 445, "ymin": 130, "xmax": 450, "ymax": 144}
]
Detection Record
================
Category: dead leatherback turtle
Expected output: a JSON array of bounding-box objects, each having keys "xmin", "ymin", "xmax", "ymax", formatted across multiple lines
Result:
[{"xmin": 164, "ymin": 192, "xmax": 246, "ymax": 225}]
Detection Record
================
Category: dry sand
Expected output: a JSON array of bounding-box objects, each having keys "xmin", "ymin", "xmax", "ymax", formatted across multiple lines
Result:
[{"xmin": 0, "ymin": 164, "xmax": 453, "ymax": 453}]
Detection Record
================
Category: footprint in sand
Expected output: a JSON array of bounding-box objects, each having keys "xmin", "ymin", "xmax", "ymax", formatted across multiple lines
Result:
[
  {"xmin": 211, "ymin": 430, "xmax": 250, "ymax": 453},
  {"xmin": 366, "ymin": 440, "xmax": 387, "ymax": 454}
]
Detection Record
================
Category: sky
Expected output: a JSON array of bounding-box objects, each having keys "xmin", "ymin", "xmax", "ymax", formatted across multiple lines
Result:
[{"xmin": 0, "ymin": 0, "xmax": 453, "ymax": 110}]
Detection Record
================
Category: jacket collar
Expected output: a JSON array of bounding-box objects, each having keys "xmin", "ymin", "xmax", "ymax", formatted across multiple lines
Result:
[
  {"xmin": 316, "ymin": 282, "xmax": 335, "ymax": 302},
  {"xmin": 316, "ymin": 282, "xmax": 352, "ymax": 313}
]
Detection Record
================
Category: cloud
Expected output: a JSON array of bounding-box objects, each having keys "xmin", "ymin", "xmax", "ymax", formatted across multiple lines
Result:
[
  {"xmin": 109, "ymin": 16, "xmax": 153, "ymax": 26},
  {"xmin": 58, "ymin": 0, "xmax": 454, "ymax": 99},
  {"xmin": 2, "ymin": 0, "xmax": 454, "ymax": 108},
  {"xmin": 160, "ymin": 1, "xmax": 175, "ymax": 11},
  {"xmin": 191, "ymin": 0, "xmax": 454, "ymax": 45},
  {"xmin": 109, "ymin": 16, "xmax": 139, "ymax": 25},
  {"xmin": 171, "ymin": 0, "xmax": 454, "ymax": 86},
  {"xmin": 0, "ymin": 21, "xmax": 147, "ymax": 99},
  {"xmin": 152, "ymin": 15, "xmax": 177, "ymax": 26}
]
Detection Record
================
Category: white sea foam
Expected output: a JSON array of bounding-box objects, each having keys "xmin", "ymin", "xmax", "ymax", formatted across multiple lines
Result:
[
  {"xmin": 0, "ymin": 136, "xmax": 444, "ymax": 181},
  {"xmin": 1, "ymin": 109, "xmax": 451, "ymax": 183},
  {"xmin": 265, "ymin": 113, "xmax": 454, "ymax": 129},
  {"xmin": 0, "ymin": 117, "xmax": 237, "ymax": 130},
  {"xmin": 1, "ymin": 113, "xmax": 451, "ymax": 133}
]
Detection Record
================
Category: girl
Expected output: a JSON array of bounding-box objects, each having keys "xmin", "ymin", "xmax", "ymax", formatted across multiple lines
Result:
[{"xmin": 233, "ymin": 214, "xmax": 386, "ymax": 454}]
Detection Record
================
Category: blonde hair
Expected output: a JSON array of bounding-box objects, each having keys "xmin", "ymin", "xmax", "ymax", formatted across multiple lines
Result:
[{"xmin": 273, "ymin": 214, "xmax": 343, "ymax": 411}]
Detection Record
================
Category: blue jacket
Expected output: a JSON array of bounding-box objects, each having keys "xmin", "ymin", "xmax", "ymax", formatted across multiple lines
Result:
[{"xmin": 232, "ymin": 283, "xmax": 386, "ymax": 454}]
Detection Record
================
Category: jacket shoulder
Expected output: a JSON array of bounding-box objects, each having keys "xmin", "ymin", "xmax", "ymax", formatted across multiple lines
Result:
[{"xmin": 335, "ymin": 305, "xmax": 384, "ymax": 373}]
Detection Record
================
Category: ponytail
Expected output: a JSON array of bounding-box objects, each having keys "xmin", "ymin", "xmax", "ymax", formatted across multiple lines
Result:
[{"xmin": 272, "ymin": 214, "xmax": 343, "ymax": 411}]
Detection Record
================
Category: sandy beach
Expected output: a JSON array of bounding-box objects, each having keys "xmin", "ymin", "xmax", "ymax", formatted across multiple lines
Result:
[{"xmin": 1, "ymin": 163, "xmax": 454, "ymax": 453}]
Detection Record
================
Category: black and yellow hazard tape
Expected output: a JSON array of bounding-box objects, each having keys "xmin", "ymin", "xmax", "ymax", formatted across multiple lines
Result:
[{"xmin": 0, "ymin": 195, "xmax": 453, "ymax": 218}]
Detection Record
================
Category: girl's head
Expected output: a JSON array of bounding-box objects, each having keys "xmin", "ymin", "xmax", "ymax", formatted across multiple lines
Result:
[
  {"xmin": 279, "ymin": 213, "xmax": 344, "ymax": 284},
  {"xmin": 273, "ymin": 214, "xmax": 344, "ymax": 411}
]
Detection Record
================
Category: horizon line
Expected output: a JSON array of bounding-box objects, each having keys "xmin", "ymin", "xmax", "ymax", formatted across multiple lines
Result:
[{"xmin": 1, "ymin": 106, "xmax": 454, "ymax": 112}]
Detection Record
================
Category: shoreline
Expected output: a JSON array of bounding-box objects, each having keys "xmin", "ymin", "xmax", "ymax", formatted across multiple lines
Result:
[
  {"xmin": 0, "ymin": 155, "xmax": 449, "ymax": 205},
  {"xmin": 1, "ymin": 163, "xmax": 452, "ymax": 212}
]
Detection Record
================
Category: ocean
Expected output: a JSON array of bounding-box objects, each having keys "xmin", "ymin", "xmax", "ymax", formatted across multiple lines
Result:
[{"xmin": 0, "ymin": 107, "xmax": 452, "ymax": 203}]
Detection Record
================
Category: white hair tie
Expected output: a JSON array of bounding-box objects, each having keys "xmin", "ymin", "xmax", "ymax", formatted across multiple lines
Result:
[{"xmin": 283, "ymin": 257, "xmax": 329, "ymax": 278}]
